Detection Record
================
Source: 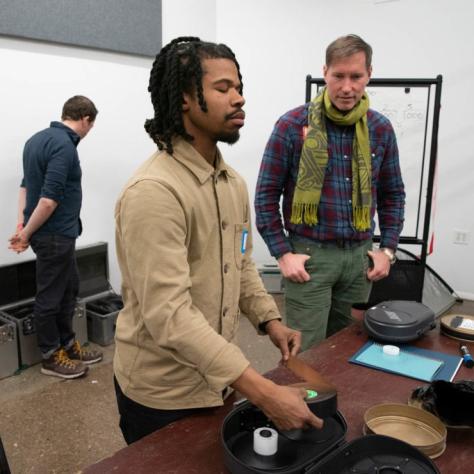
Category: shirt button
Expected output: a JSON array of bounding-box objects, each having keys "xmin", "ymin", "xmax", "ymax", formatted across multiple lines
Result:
[
  {"xmin": 224, "ymin": 263, "xmax": 229, "ymax": 273},
  {"xmin": 349, "ymin": 199, "xmax": 352, "ymax": 204},
  {"xmin": 343, "ymin": 155, "xmax": 348, "ymax": 159},
  {"xmin": 222, "ymin": 220, "xmax": 228, "ymax": 230},
  {"xmin": 371, "ymin": 153, "xmax": 375, "ymax": 157},
  {"xmin": 345, "ymin": 177, "xmax": 350, "ymax": 181},
  {"xmin": 222, "ymin": 307, "xmax": 228, "ymax": 317}
]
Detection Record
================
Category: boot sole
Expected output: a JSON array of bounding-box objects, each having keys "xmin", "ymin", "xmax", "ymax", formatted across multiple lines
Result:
[
  {"xmin": 41, "ymin": 367, "xmax": 87, "ymax": 379},
  {"xmin": 77, "ymin": 356, "xmax": 103, "ymax": 365}
]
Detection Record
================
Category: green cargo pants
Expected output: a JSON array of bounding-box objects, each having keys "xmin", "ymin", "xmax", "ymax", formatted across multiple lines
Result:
[{"xmin": 285, "ymin": 239, "xmax": 372, "ymax": 351}]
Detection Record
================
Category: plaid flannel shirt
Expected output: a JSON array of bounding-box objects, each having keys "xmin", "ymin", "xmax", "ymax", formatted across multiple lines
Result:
[{"xmin": 255, "ymin": 103, "xmax": 405, "ymax": 259}]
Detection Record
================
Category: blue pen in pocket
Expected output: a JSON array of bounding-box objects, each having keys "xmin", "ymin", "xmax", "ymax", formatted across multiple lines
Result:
[{"xmin": 241, "ymin": 229, "xmax": 248, "ymax": 254}]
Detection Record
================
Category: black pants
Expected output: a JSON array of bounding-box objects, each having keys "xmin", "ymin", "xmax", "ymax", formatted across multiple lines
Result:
[
  {"xmin": 30, "ymin": 234, "xmax": 78, "ymax": 357},
  {"xmin": 114, "ymin": 377, "xmax": 208, "ymax": 445}
]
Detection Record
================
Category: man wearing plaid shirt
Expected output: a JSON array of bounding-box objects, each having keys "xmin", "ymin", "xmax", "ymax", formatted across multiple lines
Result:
[{"xmin": 255, "ymin": 35, "xmax": 405, "ymax": 350}]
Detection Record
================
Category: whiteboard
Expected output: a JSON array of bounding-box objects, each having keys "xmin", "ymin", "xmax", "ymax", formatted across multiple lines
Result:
[{"xmin": 367, "ymin": 85, "xmax": 434, "ymax": 239}]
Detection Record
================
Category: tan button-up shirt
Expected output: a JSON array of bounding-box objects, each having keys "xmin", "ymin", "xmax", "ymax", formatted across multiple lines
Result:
[{"xmin": 114, "ymin": 138, "xmax": 280, "ymax": 409}]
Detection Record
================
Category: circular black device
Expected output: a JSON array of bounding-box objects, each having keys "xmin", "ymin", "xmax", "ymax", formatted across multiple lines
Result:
[
  {"xmin": 304, "ymin": 388, "xmax": 337, "ymax": 419},
  {"xmin": 364, "ymin": 300, "xmax": 436, "ymax": 343},
  {"xmin": 280, "ymin": 416, "xmax": 340, "ymax": 443}
]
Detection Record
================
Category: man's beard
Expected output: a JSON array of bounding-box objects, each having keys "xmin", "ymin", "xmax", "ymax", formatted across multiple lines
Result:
[{"xmin": 216, "ymin": 130, "xmax": 240, "ymax": 145}]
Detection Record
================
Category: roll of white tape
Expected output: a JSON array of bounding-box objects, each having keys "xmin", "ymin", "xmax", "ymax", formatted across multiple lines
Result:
[
  {"xmin": 253, "ymin": 427, "xmax": 278, "ymax": 456},
  {"xmin": 383, "ymin": 345, "xmax": 400, "ymax": 356}
]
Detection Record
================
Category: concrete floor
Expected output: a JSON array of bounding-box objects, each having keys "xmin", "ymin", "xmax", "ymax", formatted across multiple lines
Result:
[{"xmin": 1, "ymin": 296, "xmax": 472, "ymax": 473}]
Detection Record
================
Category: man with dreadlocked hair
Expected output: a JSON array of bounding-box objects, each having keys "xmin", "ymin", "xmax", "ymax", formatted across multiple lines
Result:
[
  {"xmin": 113, "ymin": 37, "xmax": 323, "ymax": 445},
  {"xmin": 255, "ymin": 34, "xmax": 405, "ymax": 351}
]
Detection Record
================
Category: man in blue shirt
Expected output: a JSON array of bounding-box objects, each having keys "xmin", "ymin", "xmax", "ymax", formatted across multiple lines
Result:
[
  {"xmin": 255, "ymin": 35, "xmax": 405, "ymax": 350},
  {"xmin": 9, "ymin": 95, "xmax": 103, "ymax": 379}
]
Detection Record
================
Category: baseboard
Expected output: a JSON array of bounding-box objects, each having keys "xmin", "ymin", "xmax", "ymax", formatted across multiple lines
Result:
[{"xmin": 455, "ymin": 291, "xmax": 474, "ymax": 302}]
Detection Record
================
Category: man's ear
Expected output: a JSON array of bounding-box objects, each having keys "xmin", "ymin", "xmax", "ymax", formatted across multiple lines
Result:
[
  {"xmin": 323, "ymin": 65, "xmax": 328, "ymax": 83},
  {"xmin": 367, "ymin": 65, "xmax": 373, "ymax": 82},
  {"xmin": 182, "ymin": 93, "xmax": 190, "ymax": 112}
]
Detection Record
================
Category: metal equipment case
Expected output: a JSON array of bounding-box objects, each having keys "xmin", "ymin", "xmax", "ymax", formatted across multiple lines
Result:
[
  {"xmin": 0, "ymin": 257, "xmax": 87, "ymax": 369},
  {"xmin": 0, "ymin": 314, "xmax": 18, "ymax": 380},
  {"xmin": 258, "ymin": 265, "xmax": 285, "ymax": 294},
  {"xmin": 76, "ymin": 242, "xmax": 123, "ymax": 346}
]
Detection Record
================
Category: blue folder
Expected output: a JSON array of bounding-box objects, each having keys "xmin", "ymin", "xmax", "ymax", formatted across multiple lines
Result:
[
  {"xmin": 400, "ymin": 344, "xmax": 463, "ymax": 382},
  {"xmin": 349, "ymin": 341, "xmax": 462, "ymax": 382}
]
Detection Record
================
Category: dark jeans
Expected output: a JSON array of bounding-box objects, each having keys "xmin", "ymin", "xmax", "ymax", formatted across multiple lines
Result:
[
  {"xmin": 30, "ymin": 234, "xmax": 78, "ymax": 358},
  {"xmin": 114, "ymin": 377, "xmax": 208, "ymax": 445}
]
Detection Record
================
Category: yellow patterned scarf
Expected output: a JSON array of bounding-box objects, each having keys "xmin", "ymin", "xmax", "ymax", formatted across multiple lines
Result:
[{"xmin": 290, "ymin": 88, "xmax": 371, "ymax": 231}]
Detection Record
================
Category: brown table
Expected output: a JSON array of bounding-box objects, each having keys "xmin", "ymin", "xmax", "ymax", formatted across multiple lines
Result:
[{"xmin": 84, "ymin": 323, "xmax": 474, "ymax": 473}]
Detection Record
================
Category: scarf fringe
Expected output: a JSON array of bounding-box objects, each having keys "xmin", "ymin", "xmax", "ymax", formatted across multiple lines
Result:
[
  {"xmin": 353, "ymin": 206, "xmax": 371, "ymax": 231},
  {"xmin": 290, "ymin": 203, "xmax": 318, "ymax": 226},
  {"xmin": 290, "ymin": 88, "xmax": 371, "ymax": 229}
]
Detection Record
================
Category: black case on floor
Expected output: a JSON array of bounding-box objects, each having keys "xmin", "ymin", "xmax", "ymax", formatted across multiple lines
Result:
[
  {"xmin": 0, "ymin": 255, "xmax": 87, "ymax": 369},
  {"xmin": 76, "ymin": 243, "xmax": 123, "ymax": 346},
  {"xmin": 364, "ymin": 300, "xmax": 436, "ymax": 343},
  {"xmin": 221, "ymin": 400, "xmax": 439, "ymax": 474}
]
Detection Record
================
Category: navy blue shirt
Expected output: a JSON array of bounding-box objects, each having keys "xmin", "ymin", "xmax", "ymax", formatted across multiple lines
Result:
[{"xmin": 21, "ymin": 121, "xmax": 83, "ymax": 238}]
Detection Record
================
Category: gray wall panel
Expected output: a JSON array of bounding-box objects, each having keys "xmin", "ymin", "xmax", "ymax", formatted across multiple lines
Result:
[{"xmin": 0, "ymin": 0, "xmax": 161, "ymax": 56}]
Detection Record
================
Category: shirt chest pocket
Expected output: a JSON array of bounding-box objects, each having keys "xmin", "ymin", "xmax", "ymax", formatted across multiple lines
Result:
[
  {"xmin": 371, "ymin": 145, "xmax": 384, "ymax": 182},
  {"xmin": 234, "ymin": 223, "xmax": 249, "ymax": 270}
]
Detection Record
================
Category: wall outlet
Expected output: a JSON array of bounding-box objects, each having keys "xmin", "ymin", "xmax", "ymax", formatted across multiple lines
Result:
[{"xmin": 453, "ymin": 229, "xmax": 470, "ymax": 245}]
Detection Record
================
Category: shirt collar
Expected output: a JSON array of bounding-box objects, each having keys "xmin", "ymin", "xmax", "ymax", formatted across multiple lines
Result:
[
  {"xmin": 50, "ymin": 121, "xmax": 81, "ymax": 146},
  {"xmin": 170, "ymin": 137, "xmax": 236, "ymax": 184}
]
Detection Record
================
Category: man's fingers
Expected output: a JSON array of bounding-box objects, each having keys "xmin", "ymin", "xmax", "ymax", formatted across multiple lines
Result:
[
  {"xmin": 288, "ymin": 270, "xmax": 310, "ymax": 283},
  {"xmin": 289, "ymin": 336, "xmax": 300, "ymax": 356},
  {"xmin": 298, "ymin": 388, "xmax": 324, "ymax": 430},
  {"xmin": 307, "ymin": 413, "xmax": 324, "ymax": 430},
  {"xmin": 289, "ymin": 274, "xmax": 303, "ymax": 283},
  {"xmin": 279, "ymin": 340, "xmax": 290, "ymax": 361}
]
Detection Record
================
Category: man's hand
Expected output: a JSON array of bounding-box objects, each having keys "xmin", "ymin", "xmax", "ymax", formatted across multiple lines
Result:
[
  {"xmin": 10, "ymin": 197, "xmax": 57, "ymax": 253},
  {"xmin": 231, "ymin": 368, "xmax": 323, "ymax": 432},
  {"xmin": 265, "ymin": 319, "xmax": 301, "ymax": 362},
  {"xmin": 258, "ymin": 384, "xmax": 323, "ymax": 432},
  {"xmin": 366, "ymin": 249, "xmax": 391, "ymax": 281},
  {"xmin": 8, "ymin": 227, "xmax": 30, "ymax": 253},
  {"xmin": 278, "ymin": 252, "xmax": 310, "ymax": 283}
]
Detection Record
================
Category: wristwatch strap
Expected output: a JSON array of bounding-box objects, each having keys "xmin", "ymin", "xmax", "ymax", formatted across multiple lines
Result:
[{"xmin": 381, "ymin": 247, "xmax": 396, "ymax": 265}]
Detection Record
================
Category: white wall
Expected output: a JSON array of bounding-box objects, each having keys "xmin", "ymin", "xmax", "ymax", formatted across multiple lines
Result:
[
  {"xmin": 0, "ymin": 37, "xmax": 155, "ymax": 291},
  {"xmin": 1, "ymin": 0, "xmax": 473, "ymax": 299},
  {"xmin": 162, "ymin": 0, "xmax": 216, "ymax": 43},
  {"xmin": 213, "ymin": 0, "xmax": 474, "ymax": 300}
]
